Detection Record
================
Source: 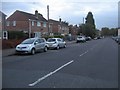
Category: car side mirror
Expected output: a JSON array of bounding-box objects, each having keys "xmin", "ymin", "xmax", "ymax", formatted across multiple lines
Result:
[{"xmin": 34, "ymin": 42, "xmax": 38, "ymax": 45}]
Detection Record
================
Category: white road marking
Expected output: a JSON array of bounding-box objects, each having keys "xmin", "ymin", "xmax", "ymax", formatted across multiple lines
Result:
[
  {"xmin": 79, "ymin": 50, "xmax": 89, "ymax": 57},
  {"xmin": 28, "ymin": 60, "xmax": 74, "ymax": 87}
]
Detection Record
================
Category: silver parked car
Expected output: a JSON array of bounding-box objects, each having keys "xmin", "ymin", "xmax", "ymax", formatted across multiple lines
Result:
[
  {"xmin": 16, "ymin": 37, "xmax": 48, "ymax": 55},
  {"xmin": 76, "ymin": 36, "xmax": 86, "ymax": 43},
  {"xmin": 47, "ymin": 38, "xmax": 66, "ymax": 50}
]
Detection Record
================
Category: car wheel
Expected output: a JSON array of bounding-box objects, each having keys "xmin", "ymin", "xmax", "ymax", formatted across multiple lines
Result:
[
  {"xmin": 64, "ymin": 44, "xmax": 66, "ymax": 48},
  {"xmin": 31, "ymin": 48, "xmax": 35, "ymax": 55},
  {"xmin": 44, "ymin": 46, "xmax": 47, "ymax": 52},
  {"xmin": 56, "ymin": 45, "xmax": 60, "ymax": 50}
]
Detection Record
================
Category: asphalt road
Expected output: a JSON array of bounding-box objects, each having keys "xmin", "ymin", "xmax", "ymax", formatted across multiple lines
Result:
[{"xmin": 2, "ymin": 37, "xmax": 118, "ymax": 88}]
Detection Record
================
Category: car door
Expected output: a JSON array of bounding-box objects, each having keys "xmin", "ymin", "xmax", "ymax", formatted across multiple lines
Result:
[
  {"xmin": 39, "ymin": 38, "xmax": 45, "ymax": 49},
  {"xmin": 34, "ymin": 39, "xmax": 41, "ymax": 51},
  {"xmin": 61, "ymin": 39, "xmax": 65, "ymax": 47},
  {"xmin": 60, "ymin": 39, "xmax": 65, "ymax": 47},
  {"xmin": 57, "ymin": 38, "xmax": 63, "ymax": 47}
]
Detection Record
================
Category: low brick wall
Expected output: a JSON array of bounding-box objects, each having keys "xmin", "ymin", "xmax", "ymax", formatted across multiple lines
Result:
[{"xmin": 2, "ymin": 39, "xmax": 25, "ymax": 49}]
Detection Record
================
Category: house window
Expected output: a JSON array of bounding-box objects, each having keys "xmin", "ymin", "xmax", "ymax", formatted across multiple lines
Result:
[
  {"xmin": 43, "ymin": 22, "xmax": 46, "ymax": 27},
  {"xmin": 37, "ymin": 21, "xmax": 41, "ymax": 27},
  {"xmin": 32, "ymin": 21, "xmax": 34, "ymax": 26},
  {"xmin": 13, "ymin": 21, "xmax": 16, "ymax": 26},
  {"xmin": 6, "ymin": 21, "xmax": 10, "ymax": 26}
]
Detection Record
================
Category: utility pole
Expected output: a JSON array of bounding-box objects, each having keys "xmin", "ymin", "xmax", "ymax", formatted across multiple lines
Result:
[
  {"xmin": 29, "ymin": 19, "xmax": 31, "ymax": 38},
  {"xmin": 59, "ymin": 17, "xmax": 62, "ymax": 34},
  {"xmin": 47, "ymin": 5, "xmax": 49, "ymax": 36},
  {"xmin": 83, "ymin": 17, "xmax": 84, "ymax": 24}
]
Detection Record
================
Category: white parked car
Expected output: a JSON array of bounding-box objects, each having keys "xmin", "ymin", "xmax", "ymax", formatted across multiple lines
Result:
[
  {"xmin": 16, "ymin": 37, "xmax": 48, "ymax": 55},
  {"xmin": 76, "ymin": 36, "xmax": 86, "ymax": 43},
  {"xmin": 47, "ymin": 38, "xmax": 66, "ymax": 50}
]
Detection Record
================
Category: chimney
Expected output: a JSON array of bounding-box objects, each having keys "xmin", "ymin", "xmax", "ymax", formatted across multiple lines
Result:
[
  {"xmin": 35, "ymin": 10, "xmax": 38, "ymax": 18},
  {"xmin": 59, "ymin": 18, "xmax": 61, "ymax": 22}
]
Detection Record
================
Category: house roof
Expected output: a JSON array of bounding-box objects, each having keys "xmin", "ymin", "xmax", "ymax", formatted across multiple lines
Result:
[
  {"xmin": 49, "ymin": 19, "xmax": 68, "ymax": 26},
  {"xmin": 19, "ymin": 10, "xmax": 47, "ymax": 22},
  {"xmin": 0, "ymin": 11, "xmax": 7, "ymax": 17},
  {"xmin": 7, "ymin": 10, "xmax": 47, "ymax": 22},
  {"xmin": 49, "ymin": 19, "xmax": 60, "ymax": 24}
]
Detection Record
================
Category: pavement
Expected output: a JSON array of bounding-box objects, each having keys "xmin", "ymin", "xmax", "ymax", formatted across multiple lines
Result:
[
  {"xmin": 2, "ymin": 40, "xmax": 76, "ymax": 57},
  {"xmin": 2, "ymin": 48, "xmax": 16, "ymax": 57}
]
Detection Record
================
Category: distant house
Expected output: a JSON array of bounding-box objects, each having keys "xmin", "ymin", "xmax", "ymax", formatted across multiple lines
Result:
[
  {"xmin": 49, "ymin": 19, "xmax": 69, "ymax": 36},
  {"xmin": 6, "ymin": 10, "xmax": 48, "ymax": 38},
  {"xmin": 69, "ymin": 25, "xmax": 79, "ymax": 35},
  {"xmin": 49, "ymin": 19, "xmax": 61, "ymax": 35},
  {"xmin": 61, "ymin": 21, "xmax": 69, "ymax": 36},
  {"xmin": 0, "ymin": 11, "xmax": 7, "ymax": 39}
]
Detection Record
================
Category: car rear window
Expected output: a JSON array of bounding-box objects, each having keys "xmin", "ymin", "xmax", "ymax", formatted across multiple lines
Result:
[
  {"xmin": 78, "ymin": 36, "xmax": 82, "ymax": 38},
  {"xmin": 47, "ymin": 38, "xmax": 56, "ymax": 42}
]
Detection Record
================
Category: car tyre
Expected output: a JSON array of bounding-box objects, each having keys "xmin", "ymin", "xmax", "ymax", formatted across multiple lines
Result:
[
  {"xmin": 64, "ymin": 44, "xmax": 66, "ymax": 48},
  {"xmin": 31, "ymin": 48, "xmax": 35, "ymax": 55},
  {"xmin": 56, "ymin": 45, "xmax": 60, "ymax": 50},
  {"xmin": 44, "ymin": 46, "xmax": 48, "ymax": 52}
]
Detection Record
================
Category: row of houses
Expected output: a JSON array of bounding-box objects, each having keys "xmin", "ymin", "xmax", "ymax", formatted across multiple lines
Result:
[{"xmin": 1, "ymin": 10, "xmax": 72, "ymax": 39}]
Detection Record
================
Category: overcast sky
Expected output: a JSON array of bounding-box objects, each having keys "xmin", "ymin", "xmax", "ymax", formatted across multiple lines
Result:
[{"xmin": 1, "ymin": 0, "xmax": 119, "ymax": 30}]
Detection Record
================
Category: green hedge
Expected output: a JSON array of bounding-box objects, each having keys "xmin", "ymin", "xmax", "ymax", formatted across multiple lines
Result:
[
  {"xmin": 8, "ymin": 31, "xmax": 28, "ymax": 39},
  {"xmin": 43, "ymin": 35, "xmax": 64, "ymax": 40}
]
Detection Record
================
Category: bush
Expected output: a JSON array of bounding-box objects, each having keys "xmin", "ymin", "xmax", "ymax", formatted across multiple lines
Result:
[
  {"xmin": 8, "ymin": 31, "xmax": 28, "ymax": 39},
  {"xmin": 2, "ymin": 39, "xmax": 24, "ymax": 49},
  {"xmin": 54, "ymin": 35, "xmax": 64, "ymax": 38},
  {"xmin": 43, "ymin": 35, "xmax": 64, "ymax": 40}
]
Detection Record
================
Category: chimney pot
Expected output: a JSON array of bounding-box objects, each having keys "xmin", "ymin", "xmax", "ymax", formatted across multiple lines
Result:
[{"xmin": 35, "ymin": 10, "xmax": 38, "ymax": 18}]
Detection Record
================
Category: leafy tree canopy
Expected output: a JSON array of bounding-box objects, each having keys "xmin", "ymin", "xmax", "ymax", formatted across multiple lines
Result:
[{"xmin": 85, "ymin": 12, "xmax": 95, "ymax": 29}]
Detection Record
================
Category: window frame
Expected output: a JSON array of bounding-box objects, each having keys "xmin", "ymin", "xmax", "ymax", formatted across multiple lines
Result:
[
  {"xmin": 13, "ymin": 21, "xmax": 16, "ymax": 26},
  {"xmin": 6, "ymin": 21, "xmax": 10, "ymax": 26},
  {"xmin": 32, "ymin": 21, "xmax": 34, "ymax": 26},
  {"xmin": 43, "ymin": 22, "xmax": 46, "ymax": 27}
]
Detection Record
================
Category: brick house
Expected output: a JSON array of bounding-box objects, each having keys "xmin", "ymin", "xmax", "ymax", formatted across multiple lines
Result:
[
  {"xmin": 49, "ymin": 19, "xmax": 69, "ymax": 36},
  {"xmin": 6, "ymin": 10, "xmax": 48, "ymax": 38},
  {"xmin": 0, "ymin": 11, "xmax": 7, "ymax": 39},
  {"xmin": 69, "ymin": 25, "xmax": 79, "ymax": 35}
]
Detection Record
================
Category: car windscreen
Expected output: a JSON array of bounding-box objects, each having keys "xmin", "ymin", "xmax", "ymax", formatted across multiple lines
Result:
[
  {"xmin": 21, "ymin": 39, "xmax": 35, "ymax": 44},
  {"xmin": 47, "ymin": 38, "xmax": 56, "ymax": 42}
]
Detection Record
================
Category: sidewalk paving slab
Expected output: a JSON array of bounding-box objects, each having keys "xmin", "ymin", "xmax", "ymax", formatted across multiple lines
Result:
[{"xmin": 2, "ymin": 48, "xmax": 16, "ymax": 57}]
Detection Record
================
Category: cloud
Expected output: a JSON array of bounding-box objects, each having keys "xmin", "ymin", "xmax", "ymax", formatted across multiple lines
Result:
[{"xmin": 1, "ymin": 0, "xmax": 119, "ymax": 29}]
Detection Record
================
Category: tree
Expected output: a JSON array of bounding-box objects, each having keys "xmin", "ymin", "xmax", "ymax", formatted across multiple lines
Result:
[
  {"xmin": 79, "ymin": 12, "xmax": 96, "ymax": 38},
  {"xmin": 85, "ymin": 12, "xmax": 95, "ymax": 29},
  {"xmin": 79, "ymin": 24, "xmax": 86, "ymax": 35},
  {"xmin": 101, "ymin": 27, "xmax": 110, "ymax": 36},
  {"xmin": 101, "ymin": 27, "xmax": 118, "ymax": 36},
  {"xmin": 110, "ymin": 28, "xmax": 118, "ymax": 36},
  {"xmin": 84, "ymin": 12, "xmax": 96, "ymax": 38}
]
